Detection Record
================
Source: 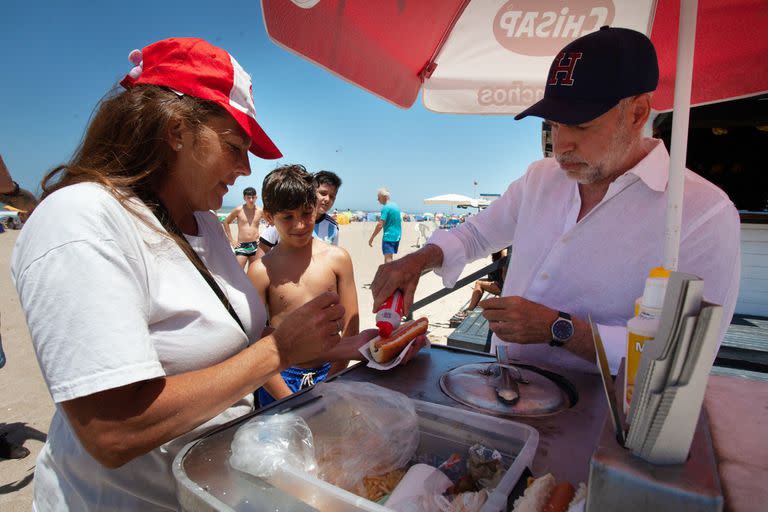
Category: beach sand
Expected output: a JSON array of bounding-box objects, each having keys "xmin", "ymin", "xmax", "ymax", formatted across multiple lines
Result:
[{"xmin": 0, "ymin": 220, "xmax": 489, "ymax": 509}]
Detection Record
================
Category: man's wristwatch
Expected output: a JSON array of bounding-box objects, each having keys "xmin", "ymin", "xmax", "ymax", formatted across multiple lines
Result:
[{"xmin": 550, "ymin": 311, "xmax": 574, "ymax": 347}]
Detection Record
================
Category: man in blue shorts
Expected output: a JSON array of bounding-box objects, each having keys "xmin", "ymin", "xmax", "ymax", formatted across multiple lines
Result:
[
  {"xmin": 223, "ymin": 187, "xmax": 263, "ymax": 271},
  {"xmin": 368, "ymin": 188, "xmax": 402, "ymax": 263}
]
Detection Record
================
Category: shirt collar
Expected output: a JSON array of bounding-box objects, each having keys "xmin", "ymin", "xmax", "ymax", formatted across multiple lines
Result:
[{"xmin": 628, "ymin": 138, "xmax": 669, "ymax": 192}]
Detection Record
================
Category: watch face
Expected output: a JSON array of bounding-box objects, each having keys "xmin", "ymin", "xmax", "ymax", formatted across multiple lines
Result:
[{"xmin": 552, "ymin": 319, "xmax": 574, "ymax": 341}]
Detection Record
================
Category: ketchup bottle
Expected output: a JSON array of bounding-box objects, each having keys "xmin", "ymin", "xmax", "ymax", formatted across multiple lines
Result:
[{"xmin": 375, "ymin": 289, "xmax": 405, "ymax": 337}]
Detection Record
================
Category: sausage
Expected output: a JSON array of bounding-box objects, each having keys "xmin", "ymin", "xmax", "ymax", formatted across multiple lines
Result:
[
  {"xmin": 543, "ymin": 482, "xmax": 576, "ymax": 512},
  {"xmin": 369, "ymin": 317, "xmax": 428, "ymax": 363}
]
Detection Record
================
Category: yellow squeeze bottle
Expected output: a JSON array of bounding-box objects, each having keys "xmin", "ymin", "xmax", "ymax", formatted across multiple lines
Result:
[{"xmin": 624, "ymin": 267, "xmax": 670, "ymax": 415}]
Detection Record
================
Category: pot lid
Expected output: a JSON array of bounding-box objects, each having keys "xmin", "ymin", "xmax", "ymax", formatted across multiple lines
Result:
[{"xmin": 439, "ymin": 363, "xmax": 574, "ymax": 417}]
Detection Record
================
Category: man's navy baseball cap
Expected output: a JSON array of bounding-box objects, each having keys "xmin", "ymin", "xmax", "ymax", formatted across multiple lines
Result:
[{"xmin": 514, "ymin": 26, "xmax": 659, "ymax": 125}]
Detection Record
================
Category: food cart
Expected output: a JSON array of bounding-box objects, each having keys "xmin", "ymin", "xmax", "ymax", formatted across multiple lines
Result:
[
  {"xmin": 174, "ymin": 341, "xmax": 754, "ymax": 511},
  {"xmin": 173, "ymin": 345, "xmax": 606, "ymax": 510}
]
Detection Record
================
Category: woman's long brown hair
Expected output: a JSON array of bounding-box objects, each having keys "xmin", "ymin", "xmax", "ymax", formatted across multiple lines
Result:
[
  {"xmin": 42, "ymin": 85, "xmax": 224, "ymax": 204},
  {"xmin": 42, "ymin": 85, "xmax": 231, "ymax": 283}
]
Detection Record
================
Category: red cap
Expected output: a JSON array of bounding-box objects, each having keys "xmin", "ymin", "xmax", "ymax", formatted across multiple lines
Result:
[
  {"xmin": 376, "ymin": 321, "xmax": 394, "ymax": 338},
  {"xmin": 120, "ymin": 37, "xmax": 282, "ymax": 160}
]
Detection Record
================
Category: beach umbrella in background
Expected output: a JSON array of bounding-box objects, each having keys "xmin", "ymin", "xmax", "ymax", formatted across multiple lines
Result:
[
  {"xmin": 424, "ymin": 193, "xmax": 475, "ymax": 206},
  {"xmin": 457, "ymin": 198, "xmax": 492, "ymax": 211},
  {"xmin": 423, "ymin": 212, "xmax": 435, "ymax": 219},
  {"xmin": 262, "ymin": 0, "xmax": 768, "ymax": 269}
]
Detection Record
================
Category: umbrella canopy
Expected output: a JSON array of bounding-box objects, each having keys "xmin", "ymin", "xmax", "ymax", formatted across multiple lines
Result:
[
  {"xmin": 424, "ymin": 193, "xmax": 475, "ymax": 206},
  {"xmin": 263, "ymin": 0, "xmax": 767, "ymax": 270},
  {"xmin": 262, "ymin": 0, "xmax": 767, "ymax": 113}
]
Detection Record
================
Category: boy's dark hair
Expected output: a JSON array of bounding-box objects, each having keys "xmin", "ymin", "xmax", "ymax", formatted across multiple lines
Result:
[
  {"xmin": 243, "ymin": 187, "xmax": 257, "ymax": 196},
  {"xmin": 262, "ymin": 164, "xmax": 316, "ymax": 214},
  {"xmin": 313, "ymin": 170, "xmax": 342, "ymax": 190}
]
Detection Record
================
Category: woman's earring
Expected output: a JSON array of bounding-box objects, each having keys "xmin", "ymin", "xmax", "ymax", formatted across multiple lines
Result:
[{"xmin": 176, "ymin": 143, "xmax": 183, "ymax": 151}]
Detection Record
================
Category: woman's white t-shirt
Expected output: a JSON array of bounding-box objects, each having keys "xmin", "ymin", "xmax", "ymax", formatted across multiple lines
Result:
[{"xmin": 11, "ymin": 182, "xmax": 267, "ymax": 511}]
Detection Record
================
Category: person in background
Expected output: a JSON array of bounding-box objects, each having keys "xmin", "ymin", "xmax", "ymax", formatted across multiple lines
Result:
[
  {"xmin": 368, "ymin": 187, "xmax": 402, "ymax": 263},
  {"xmin": 10, "ymin": 38, "xmax": 376, "ymax": 510},
  {"xmin": 256, "ymin": 170, "xmax": 342, "ymax": 256},
  {"xmin": 450, "ymin": 249, "xmax": 509, "ymax": 327},
  {"xmin": 249, "ymin": 165, "xmax": 388, "ymax": 406},
  {"xmin": 0, "ymin": 153, "xmax": 38, "ymax": 460},
  {"xmin": 370, "ymin": 27, "xmax": 739, "ymax": 374},
  {"xmin": 223, "ymin": 186, "xmax": 263, "ymax": 271},
  {"xmin": 0, "ymin": 154, "xmax": 39, "ymax": 219}
]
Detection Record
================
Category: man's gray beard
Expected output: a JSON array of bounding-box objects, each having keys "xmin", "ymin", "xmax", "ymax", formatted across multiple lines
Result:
[
  {"xmin": 557, "ymin": 121, "xmax": 631, "ymax": 185},
  {"xmin": 556, "ymin": 155, "xmax": 603, "ymax": 184}
]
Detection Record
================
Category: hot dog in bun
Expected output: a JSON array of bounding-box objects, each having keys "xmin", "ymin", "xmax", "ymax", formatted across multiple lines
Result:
[
  {"xmin": 369, "ymin": 317, "xmax": 428, "ymax": 363},
  {"xmin": 511, "ymin": 474, "xmax": 584, "ymax": 512}
]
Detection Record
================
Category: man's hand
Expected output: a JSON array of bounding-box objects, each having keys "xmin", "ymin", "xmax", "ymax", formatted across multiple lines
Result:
[
  {"xmin": 371, "ymin": 245, "xmax": 443, "ymax": 313},
  {"xmin": 369, "ymin": 220, "xmax": 384, "ymax": 248},
  {"xmin": 479, "ymin": 296, "xmax": 558, "ymax": 344}
]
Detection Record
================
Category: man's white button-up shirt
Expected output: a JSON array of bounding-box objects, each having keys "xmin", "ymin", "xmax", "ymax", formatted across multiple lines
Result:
[{"xmin": 429, "ymin": 139, "xmax": 741, "ymax": 374}]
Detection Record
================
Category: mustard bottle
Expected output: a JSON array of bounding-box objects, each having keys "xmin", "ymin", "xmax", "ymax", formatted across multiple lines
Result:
[{"xmin": 624, "ymin": 267, "xmax": 670, "ymax": 415}]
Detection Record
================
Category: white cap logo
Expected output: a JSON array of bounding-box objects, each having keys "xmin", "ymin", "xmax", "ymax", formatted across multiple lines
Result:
[{"xmin": 228, "ymin": 55, "xmax": 257, "ymax": 119}]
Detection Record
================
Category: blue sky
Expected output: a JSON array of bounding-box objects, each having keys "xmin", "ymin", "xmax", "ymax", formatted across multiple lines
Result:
[{"xmin": 1, "ymin": 1, "xmax": 545, "ymax": 212}]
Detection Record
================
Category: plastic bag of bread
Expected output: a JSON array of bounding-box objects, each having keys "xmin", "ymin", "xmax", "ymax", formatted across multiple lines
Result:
[{"xmin": 305, "ymin": 381, "xmax": 420, "ymax": 495}]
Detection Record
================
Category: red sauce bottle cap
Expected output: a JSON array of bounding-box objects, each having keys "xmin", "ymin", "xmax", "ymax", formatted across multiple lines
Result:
[{"xmin": 376, "ymin": 321, "xmax": 394, "ymax": 338}]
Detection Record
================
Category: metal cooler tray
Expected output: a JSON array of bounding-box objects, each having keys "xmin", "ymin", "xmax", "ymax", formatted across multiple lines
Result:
[{"xmin": 174, "ymin": 383, "xmax": 538, "ymax": 512}]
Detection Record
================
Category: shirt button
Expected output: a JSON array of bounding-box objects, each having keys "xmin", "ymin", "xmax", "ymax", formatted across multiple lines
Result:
[
  {"xmin": 541, "ymin": 272, "xmax": 549, "ymax": 280},
  {"xmin": 561, "ymin": 236, "xmax": 569, "ymax": 243}
]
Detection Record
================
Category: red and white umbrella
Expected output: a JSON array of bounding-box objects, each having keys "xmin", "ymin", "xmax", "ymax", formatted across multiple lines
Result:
[{"xmin": 262, "ymin": 0, "xmax": 768, "ymax": 268}]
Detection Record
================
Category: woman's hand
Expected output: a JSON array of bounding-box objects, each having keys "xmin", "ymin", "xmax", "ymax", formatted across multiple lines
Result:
[
  {"xmin": 0, "ymin": 155, "xmax": 16, "ymax": 194},
  {"xmin": 272, "ymin": 291, "xmax": 345, "ymax": 368},
  {"xmin": 311, "ymin": 328, "xmax": 428, "ymax": 366},
  {"xmin": 398, "ymin": 334, "xmax": 428, "ymax": 365}
]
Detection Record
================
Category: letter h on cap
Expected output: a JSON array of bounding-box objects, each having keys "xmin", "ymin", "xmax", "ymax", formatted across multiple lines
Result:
[{"xmin": 547, "ymin": 51, "xmax": 583, "ymax": 86}]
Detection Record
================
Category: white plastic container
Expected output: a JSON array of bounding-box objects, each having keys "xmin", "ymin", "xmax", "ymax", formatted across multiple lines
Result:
[
  {"xmin": 264, "ymin": 393, "xmax": 539, "ymax": 512},
  {"xmin": 624, "ymin": 267, "xmax": 669, "ymax": 413}
]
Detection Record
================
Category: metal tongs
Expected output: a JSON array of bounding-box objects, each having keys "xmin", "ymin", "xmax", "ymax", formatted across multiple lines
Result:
[{"xmin": 495, "ymin": 346, "xmax": 527, "ymax": 405}]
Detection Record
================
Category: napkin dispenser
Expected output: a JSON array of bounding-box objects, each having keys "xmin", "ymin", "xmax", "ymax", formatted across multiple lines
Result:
[{"xmin": 586, "ymin": 362, "xmax": 723, "ymax": 512}]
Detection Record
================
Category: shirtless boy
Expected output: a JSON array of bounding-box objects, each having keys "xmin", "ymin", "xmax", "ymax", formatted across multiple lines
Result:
[
  {"xmin": 223, "ymin": 187, "xmax": 263, "ymax": 270},
  {"xmin": 248, "ymin": 165, "xmax": 360, "ymax": 406}
]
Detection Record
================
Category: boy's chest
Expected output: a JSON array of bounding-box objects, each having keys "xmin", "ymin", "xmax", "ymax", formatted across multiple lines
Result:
[
  {"xmin": 267, "ymin": 264, "xmax": 338, "ymax": 318},
  {"xmin": 238, "ymin": 209, "xmax": 259, "ymax": 226}
]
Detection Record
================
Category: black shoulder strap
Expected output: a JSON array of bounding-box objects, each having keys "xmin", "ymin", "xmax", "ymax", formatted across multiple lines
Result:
[{"xmin": 150, "ymin": 200, "xmax": 247, "ymax": 335}]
